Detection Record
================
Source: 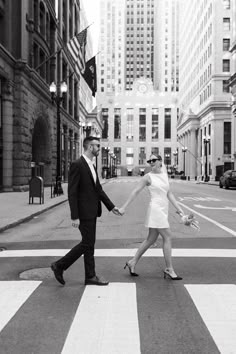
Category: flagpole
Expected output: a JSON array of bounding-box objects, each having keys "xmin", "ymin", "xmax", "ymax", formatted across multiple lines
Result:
[{"xmin": 34, "ymin": 23, "xmax": 93, "ymax": 72}]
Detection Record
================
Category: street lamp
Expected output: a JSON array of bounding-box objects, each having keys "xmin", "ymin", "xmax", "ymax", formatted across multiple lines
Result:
[
  {"xmin": 49, "ymin": 81, "xmax": 68, "ymax": 195},
  {"xmin": 165, "ymin": 153, "xmax": 170, "ymax": 174},
  {"xmin": 182, "ymin": 146, "xmax": 187, "ymax": 179},
  {"xmin": 203, "ymin": 136, "xmax": 210, "ymax": 182},
  {"xmin": 104, "ymin": 146, "xmax": 110, "ymax": 178},
  {"xmin": 82, "ymin": 122, "xmax": 92, "ymax": 137},
  {"xmin": 173, "ymin": 148, "xmax": 178, "ymax": 172}
]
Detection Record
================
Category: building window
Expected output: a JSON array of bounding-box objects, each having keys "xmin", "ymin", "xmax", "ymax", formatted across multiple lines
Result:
[
  {"xmin": 164, "ymin": 108, "xmax": 171, "ymax": 139},
  {"xmin": 126, "ymin": 108, "xmax": 134, "ymax": 141},
  {"xmin": 224, "ymin": 122, "xmax": 231, "ymax": 154},
  {"xmin": 223, "ymin": 59, "xmax": 230, "ymax": 72},
  {"xmin": 139, "ymin": 147, "xmax": 146, "ymax": 165},
  {"xmin": 114, "ymin": 147, "xmax": 121, "ymax": 165},
  {"xmin": 223, "ymin": 38, "xmax": 230, "ymax": 51},
  {"xmin": 139, "ymin": 108, "xmax": 146, "ymax": 141},
  {"xmin": 164, "ymin": 147, "xmax": 171, "ymax": 168},
  {"xmin": 151, "ymin": 147, "xmax": 159, "ymax": 156},
  {"xmin": 126, "ymin": 147, "xmax": 134, "ymax": 165},
  {"xmin": 223, "ymin": 18, "xmax": 230, "ymax": 31},
  {"xmin": 114, "ymin": 108, "xmax": 121, "ymax": 139},
  {"xmin": 102, "ymin": 109, "xmax": 109, "ymax": 139},
  {"xmin": 152, "ymin": 108, "xmax": 159, "ymax": 139},
  {"xmin": 223, "ymin": 0, "xmax": 230, "ymax": 9},
  {"xmin": 223, "ymin": 80, "xmax": 229, "ymax": 92}
]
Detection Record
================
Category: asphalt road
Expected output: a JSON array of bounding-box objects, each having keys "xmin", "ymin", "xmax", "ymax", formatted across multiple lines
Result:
[{"xmin": 0, "ymin": 178, "xmax": 236, "ymax": 354}]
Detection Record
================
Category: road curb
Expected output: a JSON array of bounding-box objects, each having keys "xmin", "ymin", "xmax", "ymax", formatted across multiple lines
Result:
[{"xmin": 0, "ymin": 199, "xmax": 68, "ymax": 233}]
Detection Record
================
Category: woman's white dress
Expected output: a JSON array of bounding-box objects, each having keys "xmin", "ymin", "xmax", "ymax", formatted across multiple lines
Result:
[{"xmin": 144, "ymin": 172, "xmax": 170, "ymax": 228}]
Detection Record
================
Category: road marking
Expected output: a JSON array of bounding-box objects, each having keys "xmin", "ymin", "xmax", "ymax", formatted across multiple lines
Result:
[
  {"xmin": 179, "ymin": 197, "xmax": 221, "ymax": 202},
  {"xmin": 0, "ymin": 281, "xmax": 41, "ymax": 332},
  {"xmin": 179, "ymin": 202, "xmax": 236, "ymax": 237},
  {"xmin": 1, "ymin": 249, "xmax": 236, "ymax": 257},
  {"xmin": 61, "ymin": 283, "xmax": 141, "ymax": 354},
  {"xmin": 186, "ymin": 284, "xmax": 236, "ymax": 354},
  {"xmin": 194, "ymin": 204, "xmax": 236, "ymax": 211}
]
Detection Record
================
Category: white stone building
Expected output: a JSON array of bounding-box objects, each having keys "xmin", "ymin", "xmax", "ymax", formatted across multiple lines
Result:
[{"xmin": 177, "ymin": 0, "xmax": 234, "ymax": 180}]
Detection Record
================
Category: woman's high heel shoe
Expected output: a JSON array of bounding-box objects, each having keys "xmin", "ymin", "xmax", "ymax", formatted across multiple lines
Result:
[
  {"xmin": 124, "ymin": 262, "xmax": 139, "ymax": 277},
  {"xmin": 163, "ymin": 270, "xmax": 182, "ymax": 280}
]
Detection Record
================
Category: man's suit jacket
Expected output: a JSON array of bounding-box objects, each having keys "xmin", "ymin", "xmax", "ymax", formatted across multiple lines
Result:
[{"xmin": 68, "ymin": 156, "xmax": 115, "ymax": 220}]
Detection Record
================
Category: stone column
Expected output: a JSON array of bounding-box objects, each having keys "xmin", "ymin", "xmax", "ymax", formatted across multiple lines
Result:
[
  {"xmin": 190, "ymin": 129, "xmax": 196, "ymax": 179},
  {"xmin": 2, "ymin": 80, "xmax": 14, "ymax": 191}
]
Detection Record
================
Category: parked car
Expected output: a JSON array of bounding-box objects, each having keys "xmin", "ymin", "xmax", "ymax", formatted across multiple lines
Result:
[{"xmin": 219, "ymin": 170, "xmax": 236, "ymax": 189}]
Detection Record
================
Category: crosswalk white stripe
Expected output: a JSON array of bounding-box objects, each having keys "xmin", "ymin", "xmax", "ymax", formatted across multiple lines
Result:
[
  {"xmin": 1, "ymin": 249, "xmax": 236, "ymax": 258},
  {"xmin": 0, "ymin": 281, "xmax": 41, "ymax": 332},
  {"xmin": 185, "ymin": 284, "xmax": 236, "ymax": 354},
  {"xmin": 61, "ymin": 283, "xmax": 141, "ymax": 354}
]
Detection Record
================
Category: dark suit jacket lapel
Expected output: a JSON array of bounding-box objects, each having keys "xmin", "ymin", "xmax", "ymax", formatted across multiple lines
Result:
[{"xmin": 81, "ymin": 156, "xmax": 96, "ymax": 186}]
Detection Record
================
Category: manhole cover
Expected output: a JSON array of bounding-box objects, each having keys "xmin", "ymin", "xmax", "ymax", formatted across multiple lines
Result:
[{"xmin": 19, "ymin": 267, "xmax": 53, "ymax": 280}]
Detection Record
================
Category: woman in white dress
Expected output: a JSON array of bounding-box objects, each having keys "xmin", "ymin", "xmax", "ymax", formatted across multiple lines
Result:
[{"xmin": 119, "ymin": 154, "xmax": 185, "ymax": 280}]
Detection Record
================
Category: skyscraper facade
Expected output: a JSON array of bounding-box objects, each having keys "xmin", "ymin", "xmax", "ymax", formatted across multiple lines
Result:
[
  {"xmin": 98, "ymin": 0, "xmax": 126, "ymax": 94},
  {"xmin": 177, "ymin": 0, "xmax": 234, "ymax": 180},
  {"xmin": 154, "ymin": 0, "xmax": 180, "ymax": 92},
  {"xmin": 125, "ymin": 0, "xmax": 155, "ymax": 90}
]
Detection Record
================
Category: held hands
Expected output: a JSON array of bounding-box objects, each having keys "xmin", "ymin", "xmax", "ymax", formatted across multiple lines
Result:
[
  {"xmin": 72, "ymin": 219, "xmax": 80, "ymax": 228},
  {"xmin": 112, "ymin": 206, "xmax": 123, "ymax": 216},
  {"xmin": 111, "ymin": 206, "xmax": 125, "ymax": 216}
]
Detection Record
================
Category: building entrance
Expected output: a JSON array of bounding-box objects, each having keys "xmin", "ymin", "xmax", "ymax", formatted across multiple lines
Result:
[{"xmin": 32, "ymin": 117, "xmax": 51, "ymax": 185}]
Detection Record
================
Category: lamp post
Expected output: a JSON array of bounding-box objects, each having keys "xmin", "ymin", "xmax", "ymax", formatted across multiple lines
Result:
[
  {"xmin": 182, "ymin": 146, "xmax": 187, "ymax": 179},
  {"xmin": 82, "ymin": 122, "xmax": 92, "ymax": 137},
  {"xmin": 173, "ymin": 148, "xmax": 178, "ymax": 172},
  {"xmin": 165, "ymin": 153, "xmax": 170, "ymax": 175},
  {"xmin": 49, "ymin": 81, "xmax": 68, "ymax": 195},
  {"xmin": 104, "ymin": 146, "xmax": 110, "ymax": 178},
  {"xmin": 203, "ymin": 136, "xmax": 210, "ymax": 182}
]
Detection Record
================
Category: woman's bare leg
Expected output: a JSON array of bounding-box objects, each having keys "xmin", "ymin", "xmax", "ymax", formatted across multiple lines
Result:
[
  {"xmin": 158, "ymin": 228, "xmax": 178, "ymax": 277},
  {"xmin": 128, "ymin": 228, "xmax": 159, "ymax": 271}
]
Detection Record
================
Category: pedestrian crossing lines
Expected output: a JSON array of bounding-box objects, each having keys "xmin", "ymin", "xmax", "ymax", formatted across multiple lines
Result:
[{"xmin": 0, "ymin": 280, "xmax": 236, "ymax": 353}]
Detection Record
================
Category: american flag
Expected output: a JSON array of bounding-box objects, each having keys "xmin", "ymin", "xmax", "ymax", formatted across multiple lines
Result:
[{"xmin": 67, "ymin": 28, "xmax": 87, "ymax": 73}]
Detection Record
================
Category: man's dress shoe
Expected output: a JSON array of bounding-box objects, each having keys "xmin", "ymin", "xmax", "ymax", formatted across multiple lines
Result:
[
  {"xmin": 51, "ymin": 262, "xmax": 65, "ymax": 285},
  {"xmin": 85, "ymin": 275, "xmax": 109, "ymax": 286}
]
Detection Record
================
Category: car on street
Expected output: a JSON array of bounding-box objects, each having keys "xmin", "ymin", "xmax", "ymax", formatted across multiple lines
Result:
[{"xmin": 219, "ymin": 170, "xmax": 236, "ymax": 189}]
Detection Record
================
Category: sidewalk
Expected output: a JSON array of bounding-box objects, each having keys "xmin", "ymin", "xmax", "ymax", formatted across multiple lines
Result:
[{"xmin": 0, "ymin": 184, "xmax": 70, "ymax": 233}]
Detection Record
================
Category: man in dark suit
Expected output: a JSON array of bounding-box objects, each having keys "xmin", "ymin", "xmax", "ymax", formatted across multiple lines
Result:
[{"xmin": 51, "ymin": 136, "xmax": 120, "ymax": 286}]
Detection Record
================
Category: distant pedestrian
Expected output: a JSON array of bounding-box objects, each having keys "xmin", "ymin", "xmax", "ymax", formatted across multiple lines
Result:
[
  {"xmin": 119, "ymin": 154, "xmax": 198, "ymax": 280},
  {"xmin": 51, "ymin": 136, "xmax": 121, "ymax": 286}
]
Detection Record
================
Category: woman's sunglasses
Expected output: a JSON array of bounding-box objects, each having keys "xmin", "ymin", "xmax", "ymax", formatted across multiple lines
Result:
[{"xmin": 147, "ymin": 158, "xmax": 162, "ymax": 164}]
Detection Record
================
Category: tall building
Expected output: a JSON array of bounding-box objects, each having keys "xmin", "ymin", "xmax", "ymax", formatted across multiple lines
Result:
[
  {"xmin": 0, "ymin": 0, "xmax": 98, "ymax": 191},
  {"xmin": 125, "ymin": 0, "xmax": 155, "ymax": 90},
  {"xmin": 229, "ymin": 0, "xmax": 236, "ymax": 169},
  {"xmin": 154, "ymin": 0, "xmax": 180, "ymax": 92},
  {"xmin": 177, "ymin": 0, "xmax": 234, "ymax": 180},
  {"xmin": 98, "ymin": 0, "xmax": 126, "ymax": 94}
]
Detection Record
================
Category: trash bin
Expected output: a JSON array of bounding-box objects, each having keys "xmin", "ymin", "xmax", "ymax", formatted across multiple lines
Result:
[{"xmin": 29, "ymin": 176, "xmax": 44, "ymax": 204}]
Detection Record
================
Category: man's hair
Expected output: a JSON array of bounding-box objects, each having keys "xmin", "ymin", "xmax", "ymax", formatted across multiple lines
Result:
[{"xmin": 83, "ymin": 136, "xmax": 100, "ymax": 150}]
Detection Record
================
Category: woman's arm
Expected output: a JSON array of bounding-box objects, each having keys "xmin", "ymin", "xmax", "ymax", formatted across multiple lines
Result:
[
  {"xmin": 119, "ymin": 175, "xmax": 149, "ymax": 214},
  {"xmin": 167, "ymin": 190, "xmax": 184, "ymax": 215}
]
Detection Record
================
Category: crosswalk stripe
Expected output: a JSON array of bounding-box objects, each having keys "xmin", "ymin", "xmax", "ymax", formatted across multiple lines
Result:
[
  {"xmin": 0, "ymin": 281, "xmax": 41, "ymax": 332},
  {"xmin": 61, "ymin": 283, "xmax": 141, "ymax": 354},
  {"xmin": 1, "ymin": 249, "xmax": 236, "ymax": 258},
  {"xmin": 185, "ymin": 284, "xmax": 236, "ymax": 354}
]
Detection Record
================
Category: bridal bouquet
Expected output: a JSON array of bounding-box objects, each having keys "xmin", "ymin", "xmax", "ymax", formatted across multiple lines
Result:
[{"xmin": 178, "ymin": 212, "xmax": 200, "ymax": 231}]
